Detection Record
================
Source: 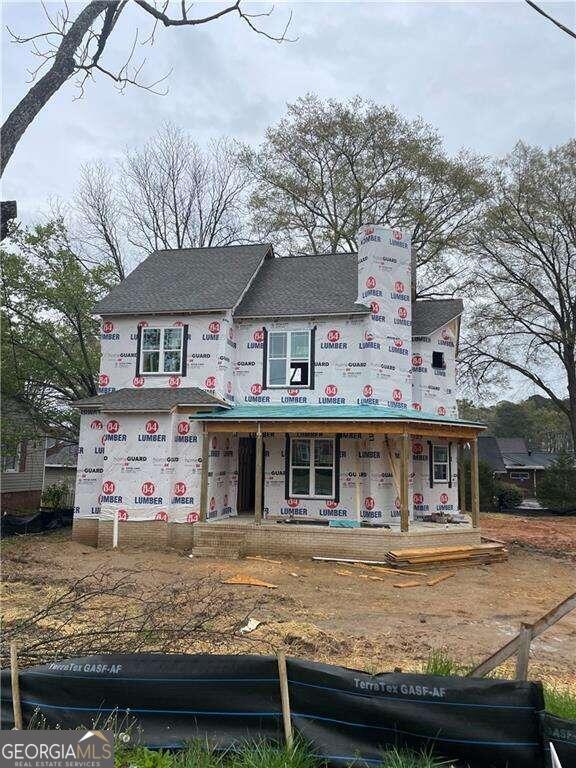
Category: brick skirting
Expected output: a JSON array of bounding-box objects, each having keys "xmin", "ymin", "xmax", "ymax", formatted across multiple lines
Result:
[{"xmin": 72, "ymin": 517, "xmax": 194, "ymax": 550}]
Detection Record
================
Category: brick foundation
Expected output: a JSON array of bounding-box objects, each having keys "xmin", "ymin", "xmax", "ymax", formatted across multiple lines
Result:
[
  {"xmin": 72, "ymin": 518, "xmax": 195, "ymax": 550},
  {"xmin": 1, "ymin": 490, "xmax": 42, "ymax": 513}
]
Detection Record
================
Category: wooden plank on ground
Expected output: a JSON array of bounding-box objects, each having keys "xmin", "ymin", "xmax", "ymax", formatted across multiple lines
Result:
[
  {"xmin": 245, "ymin": 556, "xmax": 282, "ymax": 564},
  {"xmin": 224, "ymin": 574, "xmax": 278, "ymax": 589},
  {"xmin": 426, "ymin": 572, "xmax": 456, "ymax": 587},
  {"xmin": 394, "ymin": 580, "xmax": 422, "ymax": 589}
]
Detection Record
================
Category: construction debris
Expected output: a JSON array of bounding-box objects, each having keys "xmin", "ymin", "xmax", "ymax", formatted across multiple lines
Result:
[
  {"xmin": 239, "ymin": 618, "xmax": 262, "ymax": 635},
  {"xmin": 245, "ymin": 556, "xmax": 282, "ymax": 564},
  {"xmin": 394, "ymin": 581, "xmax": 422, "ymax": 589},
  {"xmin": 386, "ymin": 543, "xmax": 507, "ymax": 570},
  {"xmin": 224, "ymin": 574, "xmax": 278, "ymax": 589},
  {"xmin": 426, "ymin": 572, "xmax": 456, "ymax": 587}
]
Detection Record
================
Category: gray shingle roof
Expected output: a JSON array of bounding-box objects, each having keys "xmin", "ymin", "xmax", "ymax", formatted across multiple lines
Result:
[
  {"xmin": 234, "ymin": 253, "xmax": 370, "ymax": 318},
  {"xmin": 94, "ymin": 244, "xmax": 271, "ymax": 316},
  {"xmin": 478, "ymin": 436, "xmax": 507, "ymax": 472},
  {"xmin": 74, "ymin": 387, "xmax": 229, "ymax": 412},
  {"xmin": 412, "ymin": 299, "xmax": 464, "ymax": 336}
]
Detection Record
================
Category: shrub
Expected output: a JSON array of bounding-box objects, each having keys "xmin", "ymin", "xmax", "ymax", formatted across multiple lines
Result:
[
  {"xmin": 536, "ymin": 452, "xmax": 576, "ymax": 512},
  {"xmin": 494, "ymin": 482, "xmax": 523, "ymax": 509},
  {"xmin": 41, "ymin": 482, "xmax": 71, "ymax": 509},
  {"xmin": 463, "ymin": 457, "xmax": 496, "ymax": 510}
]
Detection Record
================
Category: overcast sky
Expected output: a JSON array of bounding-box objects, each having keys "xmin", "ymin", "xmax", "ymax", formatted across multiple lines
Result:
[{"xmin": 1, "ymin": 0, "xmax": 574, "ymax": 223}]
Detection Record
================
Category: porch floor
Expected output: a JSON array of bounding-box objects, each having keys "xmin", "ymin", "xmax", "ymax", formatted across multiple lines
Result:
[{"xmin": 192, "ymin": 516, "xmax": 481, "ymax": 559}]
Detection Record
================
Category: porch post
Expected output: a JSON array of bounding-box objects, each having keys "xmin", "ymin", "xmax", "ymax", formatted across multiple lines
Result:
[
  {"xmin": 470, "ymin": 436, "xmax": 480, "ymax": 528},
  {"xmin": 199, "ymin": 423, "xmax": 209, "ymax": 522},
  {"xmin": 400, "ymin": 431, "xmax": 410, "ymax": 533},
  {"xmin": 458, "ymin": 442, "xmax": 467, "ymax": 514},
  {"xmin": 254, "ymin": 423, "xmax": 263, "ymax": 525}
]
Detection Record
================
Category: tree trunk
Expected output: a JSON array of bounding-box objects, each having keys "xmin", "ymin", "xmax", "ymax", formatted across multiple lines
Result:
[{"xmin": 1, "ymin": 1, "xmax": 109, "ymax": 177}]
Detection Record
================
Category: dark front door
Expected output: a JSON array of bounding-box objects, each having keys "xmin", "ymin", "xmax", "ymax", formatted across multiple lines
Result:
[{"xmin": 237, "ymin": 437, "xmax": 256, "ymax": 514}]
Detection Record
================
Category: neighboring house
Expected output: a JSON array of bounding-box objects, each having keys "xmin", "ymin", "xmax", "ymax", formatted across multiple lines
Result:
[
  {"xmin": 44, "ymin": 439, "xmax": 79, "ymax": 505},
  {"xmin": 71, "ymin": 225, "xmax": 485, "ymax": 555},
  {"xmin": 1, "ymin": 436, "xmax": 46, "ymax": 513},
  {"xmin": 478, "ymin": 436, "xmax": 572, "ymax": 498}
]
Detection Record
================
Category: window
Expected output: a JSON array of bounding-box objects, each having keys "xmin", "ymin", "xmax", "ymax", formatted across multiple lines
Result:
[
  {"xmin": 432, "ymin": 445, "xmax": 449, "ymax": 482},
  {"xmin": 141, "ymin": 327, "xmax": 184, "ymax": 374},
  {"xmin": 432, "ymin": 351, "xmax": 445, "ymax": 369},
  {"xmin": 510, "ymin": 471, "xmax": 529, "ymax": 480},
  {"xmin": 290, "ymin": 437, "xmax": 335, "ymax": 498},
  {"xmin": 268, "ymin": 330, "xmax": 311, "ymax": 387},
  {"xmin": 1, "ymin": 443, "xmax": 21, "ymax": 473}
]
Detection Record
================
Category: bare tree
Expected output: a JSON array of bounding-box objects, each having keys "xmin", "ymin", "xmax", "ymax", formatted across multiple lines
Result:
[
  {"xmin": 1, "ymin": 1, "xmax": 293, "ymax": 177},
  {"xmin": 525, "ymin": 0, "xmax": 576, "ymax": 40},
  {"xmin": 77, "ymin": 124, "xmax": 251, "ymax": 269},
  {"xmin": 461, "ymin": 141, "xmax": 576, "ymax": 448},
  {"xmin": 244, "ymin": 95, "xmax": 491, "ymax": 298}
]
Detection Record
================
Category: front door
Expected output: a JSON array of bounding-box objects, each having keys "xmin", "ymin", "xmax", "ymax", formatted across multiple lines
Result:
[{"xmin": 237, "ymin": 437, "xmax": 256, "ymax": 515}]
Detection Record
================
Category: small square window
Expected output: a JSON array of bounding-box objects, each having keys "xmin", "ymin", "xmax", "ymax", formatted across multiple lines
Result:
[
  {"xmin": 139, "ymin": 327, "xmax": 184, "ymax": 375},
  {"xmin": 267, "ymin": 330, "xmax": 312, "ymax": 388},
  {"xmin": 432, "ymin": 351, "xmax": 445, "ymax": 369}
]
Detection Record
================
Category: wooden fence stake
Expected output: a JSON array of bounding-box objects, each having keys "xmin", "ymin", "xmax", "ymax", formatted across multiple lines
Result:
[
  {"xmin": 277, "ymin": 651, "xmax": 293, "ymax": 749},
  {"xmin": 10, "ymin": 641, "xmax": 23, "ymax": 729},
  {"xmin": 515, "ymin": 624, "xmax": 532, "ymax": 681}
]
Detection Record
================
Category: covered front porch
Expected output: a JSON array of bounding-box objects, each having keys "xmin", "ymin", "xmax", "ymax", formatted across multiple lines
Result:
[{"xmin": 194, "ymin": 405, "xmax": 484, "ymax": 557}]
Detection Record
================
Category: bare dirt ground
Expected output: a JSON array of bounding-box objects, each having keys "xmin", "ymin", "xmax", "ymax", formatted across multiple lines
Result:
[{"xmin": 2, "ymin": 513, "xmax": 575, "ymax": 688}]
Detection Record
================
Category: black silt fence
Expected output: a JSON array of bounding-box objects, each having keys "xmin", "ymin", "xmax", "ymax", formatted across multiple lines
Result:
[{"xmin": 0, "ymin": 653, "xmax": 569, "ymax": 767}]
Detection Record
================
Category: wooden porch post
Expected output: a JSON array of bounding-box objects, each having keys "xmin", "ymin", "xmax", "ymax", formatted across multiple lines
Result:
[
  {"xmin": 470, "ymin": 437, "xmax": 480, "ymax": 528},
  {"xmin": 458, "ymin": 442, "xmax": 467, "ymax": 514},
  {"xmin": 254, "ymin": 423, "xmax": 263, "ymax": 525},
  {"xmin": 400, "ymin": 431, "xmax": 410, "ymax": 533},
  {"xmin": 199, "ymin": 423, "xmax": 209, "ymax": 522}
]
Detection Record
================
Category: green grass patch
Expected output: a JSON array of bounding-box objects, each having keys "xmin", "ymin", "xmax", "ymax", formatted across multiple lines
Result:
[
  {"xmin": 544, "ymin": 683, "xmax": 576, "ymax": 720},
  {"xmin": 422, "ymin": 649, "xmax": 467, "ymax": 677}
]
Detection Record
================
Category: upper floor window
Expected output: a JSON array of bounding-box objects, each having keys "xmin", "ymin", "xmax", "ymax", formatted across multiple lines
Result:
[
  {"xmin": 268, "ymin": 330, "xmax": 311, "ymax": 387},
  {"xmin": 432, "ymin": 351, "xmax": 445, "ymax": 369},
  {"xmin": 432, "ymin": 445, "xmax": 449, "ymax": 482},
  {"xmin": 141, "ymin": 327, "xmax": 184, "ymax": 374}
]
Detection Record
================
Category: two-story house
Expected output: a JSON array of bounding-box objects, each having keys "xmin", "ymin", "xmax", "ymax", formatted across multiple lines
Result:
[{"xmin": 72, "ymin": 225, "xmax": 484, "ymax": 556}]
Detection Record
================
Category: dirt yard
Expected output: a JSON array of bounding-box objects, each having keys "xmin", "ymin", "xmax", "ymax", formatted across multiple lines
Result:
[{"xmin": 2, "ymin": 513, "xmax": 575, "ymax": 688}]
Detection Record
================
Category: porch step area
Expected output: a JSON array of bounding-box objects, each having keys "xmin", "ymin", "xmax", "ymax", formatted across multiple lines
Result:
[{"xmin": 191, "ymin": 525, "xmax": 248, "ymax": 559}]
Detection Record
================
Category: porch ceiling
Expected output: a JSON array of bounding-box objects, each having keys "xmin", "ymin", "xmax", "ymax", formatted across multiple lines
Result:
[{"xmin": 197, "ymin": 404, "xmax": 485, "ymax": 438}]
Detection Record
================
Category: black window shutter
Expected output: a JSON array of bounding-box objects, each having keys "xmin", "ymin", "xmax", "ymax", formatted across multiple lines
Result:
[
  {"xmin": 448, "ymin": 442, "xmax": 453, "ymax": 488},
  {"xmin": 334, "ymin": 434, "xmax": 341, "ymax": 503},
  {"xmin": 428, "ymin": 440, "xmax": 434, "ymax": 488},
  {"xmin": 181, "ymin": 324, "xmax": 189, "ymax": 377},
  {"xmin": 284, "ymin": 433, "xmax": 291, "ymax": 499},
  {"xmin": 135, "ymin": 325, "xmax": 143, "ymax": 376},
  {"xmin": 309, "ymin": 326, "xmax": 316, "ymax": 389},
  {"xmin": 262, "ymin": 327, "xmax": 268, "ymax": 389}
]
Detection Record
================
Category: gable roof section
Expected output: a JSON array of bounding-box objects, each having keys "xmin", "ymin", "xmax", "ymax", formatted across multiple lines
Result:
[
  {"xmin": 234, "ymin": 252, "xmax": 370, "ymax": 318},
  {"xmin": 412, "ymin": 299, "xmax": 464, "ymax": 336},
  {"xmin": 74, "ymin": 387, "xmax": 229, "ymax": 412},
  {"xmin": 94, "ymin": 244, "xmax": 271, "ymax": 316},
  {"xmin": 478, "ymin": 436, "xmax": 507, "ymax": 472}
]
